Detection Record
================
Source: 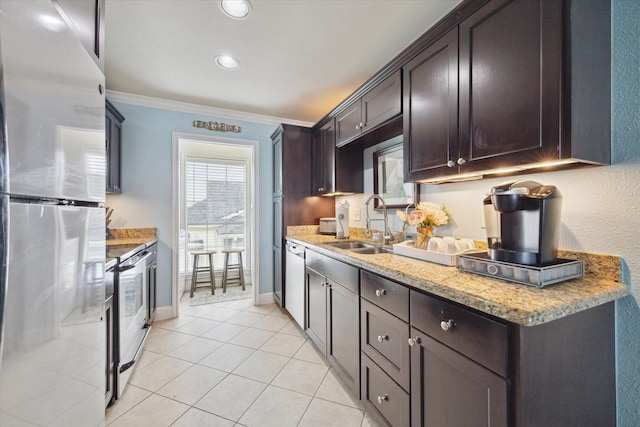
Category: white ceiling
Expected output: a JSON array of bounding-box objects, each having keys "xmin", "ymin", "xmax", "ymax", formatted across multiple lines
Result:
[{"xmin": 105, "ymin": 0, "xmax": 461, "ymax": 125}]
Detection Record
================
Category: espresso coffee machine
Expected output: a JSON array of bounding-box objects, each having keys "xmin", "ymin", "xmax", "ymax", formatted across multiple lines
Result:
[{"xmin": 483, "ymin": 180, "xmax": 562, "ymax": 266}]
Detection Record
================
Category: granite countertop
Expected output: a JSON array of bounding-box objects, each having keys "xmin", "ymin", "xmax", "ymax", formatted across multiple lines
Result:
[
  {"xmin": 106, "ymin": 227, "xmax": 157, "ymax": 247},
  {"xmin": 106, "ymin": 228, "xmax": 158, "ymax": 262},
  {"xmin": 287, "ymin": 233, "xmax": 629, "ymax": 327}
]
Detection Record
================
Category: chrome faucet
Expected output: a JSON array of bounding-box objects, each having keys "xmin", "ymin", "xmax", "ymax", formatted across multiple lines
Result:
[{"xmin": 365, "ymin": 195, "xmax": 394, "ymax": 244}]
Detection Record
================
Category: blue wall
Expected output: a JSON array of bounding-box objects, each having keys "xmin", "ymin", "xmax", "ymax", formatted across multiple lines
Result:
[
  {"xmin": 612, "ymin": 1, "xmax": 640, "ymax": 424},
  {"xmin": 105, "ymin": 102, "xmax": 279, "ymax": 307}
]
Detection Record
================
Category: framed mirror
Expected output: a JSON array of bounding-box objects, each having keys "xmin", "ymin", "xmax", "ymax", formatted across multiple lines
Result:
[{"xmin": 373, "ymin": 144, "xmax": 419, "ymax": 210}]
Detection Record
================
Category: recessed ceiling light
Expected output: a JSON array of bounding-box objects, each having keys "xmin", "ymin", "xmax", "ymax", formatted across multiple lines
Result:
[
  {"xmin": 215, "ymin": 55, "xmax": 240, "ymax": 70},
  {"xmin": 219, "ymin": 0, "xmax": 252, "ymax": 19}
]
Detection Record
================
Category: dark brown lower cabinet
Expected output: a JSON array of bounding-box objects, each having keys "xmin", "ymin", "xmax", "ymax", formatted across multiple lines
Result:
[
  {"xmin": 327, "ymin": 279, "xmax": 359, "ymax": 395},
  {"xmin": 409, "ymin": 327, "xmax": 508, "ymax": 427},
  {"xmin": 362, "ymin": 353, "xmax": 410, "ymax": 427},
  {"xmin": 305, "ymin": 266, "xmax": 326, "ymax": 351},
  {"xmin": 305, "ymin": 250, "xmax": 360, "ymax": 396}
]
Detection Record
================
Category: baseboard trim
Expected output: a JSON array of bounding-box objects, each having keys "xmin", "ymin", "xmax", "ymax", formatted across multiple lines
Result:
[
  {"xmin": 257, "ymin": 292, "xmax": 275, "ymax": 305},
  {"xmin": 154, "ymin": 306, "xmax": 174, "ymax": 321}
]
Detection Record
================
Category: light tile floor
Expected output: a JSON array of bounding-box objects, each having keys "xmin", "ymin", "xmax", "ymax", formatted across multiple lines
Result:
[{"xmin": 106, "ymin": 297, "xmax": 383, "ymax": 427}]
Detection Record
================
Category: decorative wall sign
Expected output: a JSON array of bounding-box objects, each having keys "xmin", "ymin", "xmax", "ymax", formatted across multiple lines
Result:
[{"xmin": 192, "ymin": 120, "xmax": 242, "ymax": 133}]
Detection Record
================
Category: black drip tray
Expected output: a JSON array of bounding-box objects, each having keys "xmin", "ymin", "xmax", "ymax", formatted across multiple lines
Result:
[{"xmin": 456, "ymin": 252, "xmax": 584, "ymax": 288}]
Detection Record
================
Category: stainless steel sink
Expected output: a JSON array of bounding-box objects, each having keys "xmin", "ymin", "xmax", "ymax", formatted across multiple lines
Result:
[
  {"xmin": 349, "ymin": 246, "xmax": 393, "ymax": 255},
  {"xmin": 324, "ymin": 241, "xmax": 372, "ymax": 249},
  {"xmin": 323, "ymin": 241, "xmax": 393, "ymax": 254}
]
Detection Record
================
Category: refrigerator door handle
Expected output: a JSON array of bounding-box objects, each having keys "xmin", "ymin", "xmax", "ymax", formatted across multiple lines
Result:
[{"xmin": 0, "ymin": 196, "xmax": 7, "ymax": 361}]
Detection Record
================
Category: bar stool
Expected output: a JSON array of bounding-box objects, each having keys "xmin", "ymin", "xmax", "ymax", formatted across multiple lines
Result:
[
  {"xmin": 190, "ymin": 250, "xmax": 216, "ymax": 297},
  {"xmin": 222, "ymin": 248, "xmax": 245, "ymax": 292}
]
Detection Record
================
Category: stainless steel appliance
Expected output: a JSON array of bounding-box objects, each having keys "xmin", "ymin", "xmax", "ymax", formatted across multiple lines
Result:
[
  {"xmin": 483, "ymin": 180, "xmax": 562, "ymax": 265},
  {"xmin": 285, "ymin": 241, "xmax": 305, "ymax": 329},
  {"xmin": 318, "ymin": 217, "xmax": 336, "ymax": 235},
  {"xmin": 146, "ymin": 243, "xmax": 158, "ymax": 324},
  {"xmin": 105, "ymin": 259, "xmax": 116, "ymax": 407},
  {"xmin": 0, "ymin": 1, "xmax": 106, "ymax": 425},
  {"xmin": 114, "ymin": 246, "xmax": 153, "ymax": 398}
]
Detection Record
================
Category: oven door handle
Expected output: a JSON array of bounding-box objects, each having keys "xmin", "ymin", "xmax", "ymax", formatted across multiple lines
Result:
[
  {"xmin": 119, "ymin": 323, "xmax": 151, "ymax": 373},
  {"xmin": 118, "ymin": 251, "xmax": 154, "ymax": 272}
]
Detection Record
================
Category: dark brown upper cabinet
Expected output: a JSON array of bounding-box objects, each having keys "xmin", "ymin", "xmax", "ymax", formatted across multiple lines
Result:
[
  {"xmin": 311, "ymin": 121, "xmax": 336, "ymax": 196},
  {"xmin": 312, "ymin": 121, "xmax": 364, "ymax": 196},
  {"xmin": 403, "ymin": 29, "xmax": 459, "ymax": 181},
  {"xmin": 105, "ymin": 100, "xmax": 124, "ymax": 194},
  {"xmin": 336, "ymin": 71, "xmax": 402, "ymax": 147},
  {"xmin": 403, "ymin": 0, "xmax": 610, "ymax": 183}
]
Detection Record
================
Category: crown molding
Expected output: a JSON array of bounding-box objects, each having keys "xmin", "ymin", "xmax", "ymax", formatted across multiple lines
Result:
[{"xmin": 105, "ymin": 90, "xmax": 314, "ymax": 128}]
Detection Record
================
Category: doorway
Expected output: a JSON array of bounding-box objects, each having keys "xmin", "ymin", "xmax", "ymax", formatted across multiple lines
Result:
[{"xmin": 171, "ymin": 133, "xmax": 259, "ymax": 316}]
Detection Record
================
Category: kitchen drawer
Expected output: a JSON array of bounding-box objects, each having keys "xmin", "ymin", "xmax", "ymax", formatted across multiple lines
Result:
[
  {"xmin": 307, "ymin": 250, "xmax": 359, "ymax": 293},
  {"xmin": 410, "ymin": 290, "xmax": 508, "ymax": 377},
  {"xmin": 361, "ymin": 299, "xmax": 410, "ymax": 391},
  {"xmin": 361, "ymin": 353, "xmax": 410, "ymax": 427},
  {"xmin": 361, "ymin": 270, "xmax": 409, "ymax": 322}
]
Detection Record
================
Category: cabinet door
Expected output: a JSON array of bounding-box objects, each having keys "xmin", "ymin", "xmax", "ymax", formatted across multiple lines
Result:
[
  {"xmin": 362, "ymin": 71, "xmax": 402, "ymax": 134},
  {"xmin": 410, "ymin": 327, "xmax": 507, "ymax": 427},
  {"xmin": 311, "ymin": 122, "xmax": 335, "ymax": 196},
  {"xmin": 458, "ymin": 0, "xmax": 561, "ymax": 172},
  {"xmin": 272, "ymin": 131, "xmax": 283, "ymax": 197},
  {"xmin": 335, "ymin": 99, "xmax": 362, "ymax": 147},
  {"xmin": 305, "ymin": 267, "xmax": 327, "ymax": 354},
  {"xmin": 327, "ymin": 279, "xmax": 359, "ymax": 395},
  {"xmin": 272, "ymin": 198, "xmax": 283, "ymax": 307},
  {"xmin": 273, "ymin": 247, "xmax": 282, "ymax": 307},
  {"xmin": 403, "ymin": 28, "xmax": 459, "ymax": 181},
  {"xmin": 105, "ymin": 102, "xmax": 123, "ymax": 194}
]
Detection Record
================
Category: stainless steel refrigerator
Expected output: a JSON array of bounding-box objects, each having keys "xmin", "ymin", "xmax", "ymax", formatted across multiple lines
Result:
[{"xmin": 0, "ymin": 1, "xmax": 106, "ymax": 425}]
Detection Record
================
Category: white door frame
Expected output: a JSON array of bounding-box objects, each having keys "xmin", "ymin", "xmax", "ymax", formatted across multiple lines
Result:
[{"xmin": 171, "ymin": 132, "xmax": 260, "ymax": 317}]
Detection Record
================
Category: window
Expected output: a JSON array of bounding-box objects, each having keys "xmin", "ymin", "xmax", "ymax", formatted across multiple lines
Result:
[{"xmin": 184, "ymin": 157, "xmax": 246, "ymax": 272}]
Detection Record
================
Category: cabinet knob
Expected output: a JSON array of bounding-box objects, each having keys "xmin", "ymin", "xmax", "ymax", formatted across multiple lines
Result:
[
  {"xmin": 447, "ymin": 160, "xmax": 456, "ymax": 168},
  {"xmin": 377, "ymin": 394, "xmax": 388, "ymax": 404},
  {"xmin": 408, "ymin": 336, "xmax": 421, "ymax": 347},
  {"xmin": 375, "ymin": 289, "xmax": 387, "ymax": 297},
  {"xmin": 440, "ymin": 319, "xmax": 455, "ymax": 331},
  {"xmin": 355, "ymin": 124, "xmax": 360, "ymax": 130},
  {"xmin": 457, "ymin": 157, "xmax": 467, "ymax": 165},
  {"xmin": 377, "ymin": 334, "xmax": 389, "ymax": 343},
  {"xmin": 318, "ymin": 187, "xmax": 325, "ymax": 192}
]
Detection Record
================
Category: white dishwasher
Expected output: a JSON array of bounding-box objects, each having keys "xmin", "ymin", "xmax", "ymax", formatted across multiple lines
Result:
[{"xmin": 285, "ymin": 241, "xmax": 306, "ymax": 329}]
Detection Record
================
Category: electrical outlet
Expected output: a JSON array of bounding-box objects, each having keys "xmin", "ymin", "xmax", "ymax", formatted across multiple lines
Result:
[{"xmin": 353, "ymin": 208, "xmax": 361, "ymax": 221}]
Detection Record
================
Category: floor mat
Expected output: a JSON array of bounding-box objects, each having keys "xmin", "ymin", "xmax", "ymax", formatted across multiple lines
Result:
[{"xmin": 185, "ymin": 284, "xmax": 253, "ymax": 306}]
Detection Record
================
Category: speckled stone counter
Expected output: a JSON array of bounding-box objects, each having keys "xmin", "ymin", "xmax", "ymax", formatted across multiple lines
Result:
[
  {"xmin": 106, "ymin": 228, "xmax": 157, "ymax": 247},
  {"xmin": 286, "ymin": 233, "xmax": 628, "ymax": 326}
]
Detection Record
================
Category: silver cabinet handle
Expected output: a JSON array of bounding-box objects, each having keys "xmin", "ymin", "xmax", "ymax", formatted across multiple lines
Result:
[
  {"xmin": 318, "ymin": 187, "xmax": 325, "ymax": 192},
  {"xmin": 457, "ymin": 157, "xmax": 467, "ymax": 165},
  {"xmin": 408, "ymin": 336, "xmax": 421, "ymax": 347},
  {"xmin": 377, "ymin": 394, "xmax": 388, "ymax": 404},
  {"xmin": 377, "ymin": 334, "xmax": 389, "ymax": 343},
  {"xmin": 440, "ymin": 319, "xmax": 455, "ymax": 331},
  {"xmin": 375, "ymin": 289, "xmax": 387, "ymax": 297},
  {"xmin": 447, "ymin": 160, "xmax": 456, "ymax": 168},
  {"xmin": 355, "ymin": 124, "xmax": 360, "ymax": 130}
]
